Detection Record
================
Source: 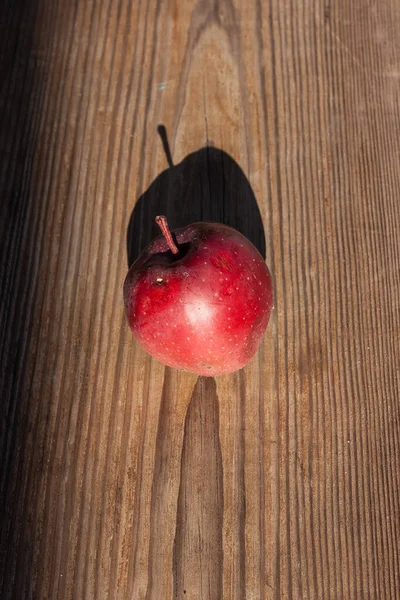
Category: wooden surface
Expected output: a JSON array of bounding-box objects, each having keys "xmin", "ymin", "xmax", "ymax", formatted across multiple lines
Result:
[{"xmin": 1, "ymin": 0, "xmax": 400, "ymax": 598}]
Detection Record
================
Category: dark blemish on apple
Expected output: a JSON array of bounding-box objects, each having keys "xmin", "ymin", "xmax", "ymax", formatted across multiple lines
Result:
[
  {"xmin": 210, "ymin": 254, "xmax": 232, "ymax": 272},
  {"xmin": 200, "ymin": 363, "xmax": 213, "ymax": 370}
]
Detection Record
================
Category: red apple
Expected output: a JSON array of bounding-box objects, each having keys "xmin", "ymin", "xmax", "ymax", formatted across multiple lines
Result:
[{"xmin": 123, "ymin": 216, "xmax": 273, "ymax": 376}]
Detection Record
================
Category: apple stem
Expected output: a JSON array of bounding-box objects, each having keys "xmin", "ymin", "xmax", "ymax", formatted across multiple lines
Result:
[{"xmin": 155, "ymin": 215, "xmax": 179, "ymax": 254}]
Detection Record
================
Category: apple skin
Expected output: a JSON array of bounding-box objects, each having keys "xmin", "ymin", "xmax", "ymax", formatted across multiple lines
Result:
[{"xmin": 123, "ymin": 221, "xmax": 273, "ymax": 376}]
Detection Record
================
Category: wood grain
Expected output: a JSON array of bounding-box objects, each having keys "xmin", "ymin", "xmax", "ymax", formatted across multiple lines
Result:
[{"xmin": 1, "ymin": 0, "xmax": 400, "ymax": 598}]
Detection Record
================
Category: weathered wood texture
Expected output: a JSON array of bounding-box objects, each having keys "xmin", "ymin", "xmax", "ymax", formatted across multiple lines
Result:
[{"xmin": 1, "ymin": 0, "xmax": 400, "ymax": 598}]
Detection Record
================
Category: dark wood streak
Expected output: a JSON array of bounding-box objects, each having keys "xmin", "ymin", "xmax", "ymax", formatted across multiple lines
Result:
[
  {"xmin": 254, "ymin": 2, "xmax": 281, "ymax": 598},
  {"xmin": 307, "ymin": 9, "xmax": 337, "ymax": 598},
  {"xmin": 37, "ymin": 2, "xmax": 108, "ymax": 594},
  {"xmin": 265, "ymin": 3, "xmax": 288, "ymax": 599},
  {"xmin": 0, "ymin": 0, "xmax": 63, "ymax": 595},
  {"xmin": 256, "ymin": 344, "xmax": 267, "ymax": 600},
  {"xmin": 289, "ymin": 6, "xmax": 315, "ymax": 598},
  {"xmin": 173, "ymin": 376, "xmax": 223, "ymax": 600},
  {"xmin": 321, "ymin": 12, "xmax": 348, "ymax": 600},
  {"xmin": 145, "ymin": 368, "xmax": 179, "ymax": 600},
  {"xmin": 125, "ymin": 355, "xmax": 153, "ymax": 600},
  {"xmin": 236, "ymin": 371, "xmax": 247, "ymax": 600}
]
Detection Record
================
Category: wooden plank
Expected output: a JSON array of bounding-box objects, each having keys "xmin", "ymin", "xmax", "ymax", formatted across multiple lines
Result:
[{"xmin": 1, "ymin": 0, "xmax": 400, "ymax": 598}]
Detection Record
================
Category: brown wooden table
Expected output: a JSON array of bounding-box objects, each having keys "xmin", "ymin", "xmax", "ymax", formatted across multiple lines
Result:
[{"xmin": 1, "ymin": 0, "xmax": 399, "ymax": 598}]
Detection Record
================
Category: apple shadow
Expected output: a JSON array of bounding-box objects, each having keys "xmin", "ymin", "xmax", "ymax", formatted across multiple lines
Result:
[
  {"xmin": 126, "ymin": 128, "xmax": 258, "ymax": 591},
  {"xmin": 127, "ymin": 125, "xmax": 266, "ymax": 268}
]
